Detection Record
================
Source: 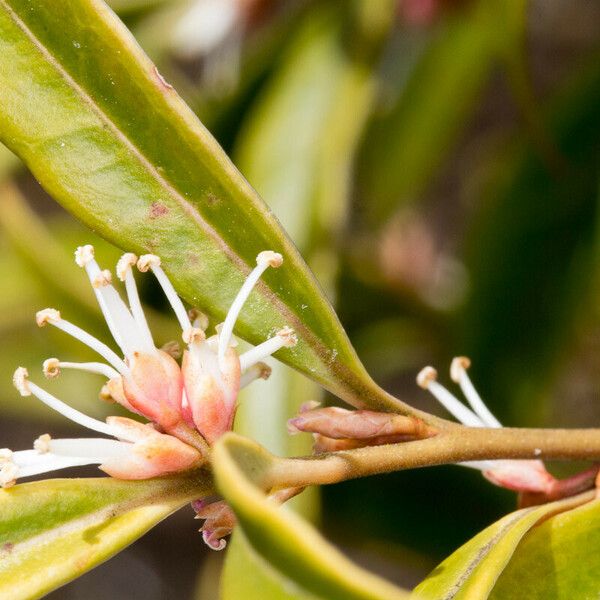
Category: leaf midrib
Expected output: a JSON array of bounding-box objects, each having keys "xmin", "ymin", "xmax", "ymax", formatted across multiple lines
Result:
[{"xmin": 0, "ymin": 0, "xmax": 331, "ymax": 368}]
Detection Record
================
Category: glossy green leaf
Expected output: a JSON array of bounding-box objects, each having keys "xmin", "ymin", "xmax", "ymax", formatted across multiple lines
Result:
[
  {"xmin": 212, "ymin": 433, "xmax": 409, "ymax": 600},
  {"xmin": 222, "ymin": 531, "xmax": 320, "ymax": 600},
  {"xmin": 490, "ymin": 496, "xmax": 600, "ymax": 598},
  {"xmin": 412, "ymin": 492, "xmax": 593, "ymax": 600},
  {"xmin": 0, "ymin": 0, "xmax": 404, "ymax": 414},
  {"xmin": 0, "ymin": 475, "xmax": 210, "ymax": 599}
]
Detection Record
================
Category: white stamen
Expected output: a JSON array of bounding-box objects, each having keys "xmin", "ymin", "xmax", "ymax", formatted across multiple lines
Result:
[
  {"xmin": 44, "ymin": 358, "xmax": 120, "ymax": 381},
  {"xmin": 117, "ymin": 253, "xmax": 155, "ymax": 349},
  {"xmin": 416, "ymin": 366, "xmax": 483, "ymax": 427},
  {"xmin": 76, "ymin": 247, "xmax": 147, "ymax": 356},
  {"xmin": 37, "ymin": 310, "xmax": 129, "ymax": 376},
  {"xmin": 48, "ymin": 438, "xmax": 130, "ymax": 459},
  {"xmin": 9, "ymin": 449, "xmax": 104, "ymax": 479},
  {"xmin": 240, "ymin": 362, "xmax": 271, "ymax": 388},
  {"xmin": 450, "ymin": 357, "xmax": 502, "ymax": 428},
  {"xmin": 239, "ymin": 327, "xmax": 296, "ymax": 372},
  {"xmin": 13, "ymin": 368, "xmax": 117, "ymax": 438},
  {"xmin": 138, "ymin": 254, "xmax": 192, "ymax": 333},
  {"xmin": 218, "ymin": 251, "xmax": 283, "ymax": 368}
]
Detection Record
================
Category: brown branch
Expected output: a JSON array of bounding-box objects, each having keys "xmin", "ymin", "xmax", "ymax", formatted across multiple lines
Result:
[{"xmin": 265, "ymin": 426, "xmax": 600, "ymax": 489}]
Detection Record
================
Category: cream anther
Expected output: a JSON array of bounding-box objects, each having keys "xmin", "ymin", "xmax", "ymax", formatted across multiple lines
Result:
[
  {"xmin": 450, "ymin": 356, "xmax": 471, "ymax": 383},
  {"xmin": 92, "ymin": 269, "xmax": 112, "ymax": 288},
  {"xmin": 43, "ymin": 358, "xmax": 61, "ymax": 379},
  {"xmin": 257, "ymin": 363, "xmax": 272, "ymax": 380},
  {"xmin": 189, "ymin": 309, "xmax": 209, "ymax": 331},
  {"xmin": 36, "ymin": 308, "xmax": 61, "ymax": 327},
  {"xmin": 13, "ymin": 367, "xmax": 31, "ymax": 396},
  {"xmin": 137, "ymin": 254, "xmax": 161, "ymax": 272},
  {"xmin": 74, "ymin": 244, "xmax": 95, "ymax": 267},
  {"xmin": 183, "ymin": 327, "xmax": 206, "ymax": 345},
  {"xmin": 256, "ymin": 250, "xmax": 283, "ymax": 268},
  {"xmin": 0, "ymin": 462, "xmax": 18, "ymax": 488},
  {"xmin": 277, "ymin": 326, "xmax": 297, "ymax": 347},
  {"xmin": 116, "ymin": 253, "xmax": 138, "ymax": 281},
  {"xmin": 417, "ymin": 366, "xmax": 438, "ymax": 389},
  {"xmin": 161, "ymin": 340, "xmax": 182, "ymax": 359},
  {"xmin": 99, "ymin": 383, "xmax": 114, "ymax": 403},
  {"xmin": 34, "ymin": 433, "xmax": 52, "ymax": 454}
]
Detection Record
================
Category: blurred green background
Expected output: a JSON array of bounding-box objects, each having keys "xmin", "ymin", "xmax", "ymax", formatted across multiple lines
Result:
[{"xmin": 1, "ymin": 0, "xmax": 599, "ymax": 596}]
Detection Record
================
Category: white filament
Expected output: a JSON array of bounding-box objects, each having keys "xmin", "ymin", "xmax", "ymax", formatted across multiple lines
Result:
[
  {"xmin": 456, "ymin": 370, "xmax": 502, "ymax": 428},
  {"xmin": 239, "ymin": 335, "xmax": 287, "ymax": 372},
  {"xmin": 218, "ymin": 262, "xmax": 269, "ymax": 367},
  {"xmin": 26, "ymin": 380, "xmax": 117, "ymax": 437},
  {"xmin": 426, "ymin": 380, "xmax": 483, "ymax": 428},
  {"xmin": 49, "ymin": 318, "xmax": 130, "ymax": 376},
  {"xmin": 148, "ymin": 264, "xmax": 192, "ymax": 333}
]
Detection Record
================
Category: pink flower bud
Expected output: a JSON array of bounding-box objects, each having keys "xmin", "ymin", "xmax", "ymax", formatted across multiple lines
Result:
[
  {"xmin": 100, "ymin": 417, "xmax": 204, "ymax": 479},
  {"xmin": 122, "ymin": 350, "xmax": 185, "ymax": 431},
  {"xmin": 182, "ymin": 344, "xmax": 241, "ymax": 445}
]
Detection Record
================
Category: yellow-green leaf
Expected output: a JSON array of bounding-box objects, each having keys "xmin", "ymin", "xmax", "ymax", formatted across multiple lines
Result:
[
  {"xmin": 222, "ymin": 530, "xmax": 320, "ymax": 600},
  {"xmin": 490, "ymin": 496, "xmax": 600, "ymax": 599},
  {"xmin": 412, "ymin": 492, "xmax": 593, "ymax": 600},
  {"xmin": 0, "ymin": 475, "xmax": 210, "ymax": 599}
]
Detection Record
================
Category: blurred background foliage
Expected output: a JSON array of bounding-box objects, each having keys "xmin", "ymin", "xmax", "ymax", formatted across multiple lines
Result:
[{"xmin": 0, "ymin": 0, "xmax": 599, "ymax": 596}]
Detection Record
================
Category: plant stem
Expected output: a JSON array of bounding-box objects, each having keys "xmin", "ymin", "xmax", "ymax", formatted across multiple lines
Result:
[{"xmin": 266, "ymin": 426, "xmax": 600, "ymax": 488}]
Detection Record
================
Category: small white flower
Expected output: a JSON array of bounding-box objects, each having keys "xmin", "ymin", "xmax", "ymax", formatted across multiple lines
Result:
[{"xmin": 417, "ymin": 357, "xmax": 555, "ymax": 494}]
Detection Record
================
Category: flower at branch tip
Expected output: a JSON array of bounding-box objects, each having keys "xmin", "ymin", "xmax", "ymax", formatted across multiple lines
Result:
[
  {"xmin": 416, "ymin": 357, "xmax": 572, "ymax": 497},
  {"xmin": 3, "ymin": 246, "xmax": 297, "ymax": 502}
]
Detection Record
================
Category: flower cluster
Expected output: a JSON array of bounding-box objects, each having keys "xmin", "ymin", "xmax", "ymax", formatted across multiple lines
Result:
[{"xmin": 0, "ymin": 246, "xmax": 296, "ymax": 489}]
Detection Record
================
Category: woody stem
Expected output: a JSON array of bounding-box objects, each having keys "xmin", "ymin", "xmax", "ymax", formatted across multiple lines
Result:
[{"xmin": 265, "ymin": 426, "xmax": 600, "ymax": 489}]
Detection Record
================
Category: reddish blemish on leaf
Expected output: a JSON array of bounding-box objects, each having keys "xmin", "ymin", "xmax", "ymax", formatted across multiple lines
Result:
[
  {"xmin": 2, "ymin": 543, "xmax": 14, "ymax": 554},
  {"xmin": 149, "ymin": 201, "xmax": 169, "ymax": 219}
]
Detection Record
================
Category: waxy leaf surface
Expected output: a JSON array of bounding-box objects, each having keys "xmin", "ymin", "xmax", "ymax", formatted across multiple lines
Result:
[
  {"xmin": 412, "ymin": 492, "xmax": 592, "ymax": 600},
  {"xmin": 490, "ymin": 496, "xmax": 600, "ymax": 599},
  {"xmin": 0, "ymin": 0, "xmax": 402, "ymax": 413},
  {"xmin": 0, "ymin": 475, "xmax": 210, "ymax": 599}
]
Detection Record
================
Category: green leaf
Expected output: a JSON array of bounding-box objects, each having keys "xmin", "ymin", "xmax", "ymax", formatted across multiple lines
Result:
[
  {"xmin": 222, "ymin": 531, "xmax": 320, "ymax": 600},
  {"xmin": 412, "ymin": 492, "xmax": 593, "ymax": 600},
  {"xmin": 490, "ymin": 496, "xmax": 600, "ymax": 599},
  {"xmin": 0, "ymin": 0, "xmax": 403, "ymax": 413},
  {"xmin": 212, "ymin": 433, "xmax": 409, "ymax": 600},
  {"xmin": 0, "ymin": 475, "xmax": 210, "ymax": 599}
]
